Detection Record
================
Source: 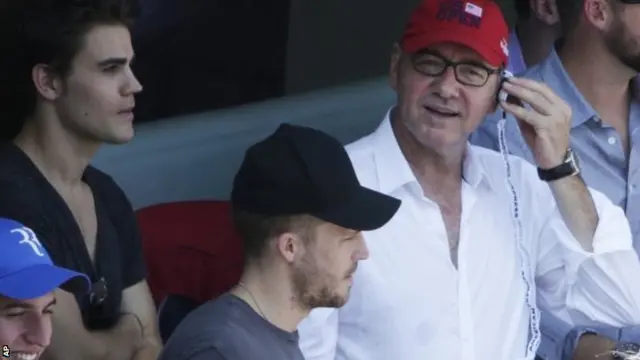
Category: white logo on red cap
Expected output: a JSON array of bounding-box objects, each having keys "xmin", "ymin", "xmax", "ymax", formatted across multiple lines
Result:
[
  {"xmin": 500, "ymin": 38, "xmax": 509, "ymax": 57},
  {"xmin": 464, "ymin": 2, "xmax": 483, "ymax": 17},
  {"xmin": 12, "ymin": 227, "xmax": 45, "ymax": 257}
]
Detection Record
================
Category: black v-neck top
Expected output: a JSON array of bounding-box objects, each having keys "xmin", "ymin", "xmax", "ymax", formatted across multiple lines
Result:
[{"xmin": 0, "ymin": 143, "xmax": 146, "ymax": 330}]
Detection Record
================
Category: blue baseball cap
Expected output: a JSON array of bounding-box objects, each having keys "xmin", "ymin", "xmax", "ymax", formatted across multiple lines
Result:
[{"xmin": 0, "ymin": 218, "xmax": 91, "ymax": 299}]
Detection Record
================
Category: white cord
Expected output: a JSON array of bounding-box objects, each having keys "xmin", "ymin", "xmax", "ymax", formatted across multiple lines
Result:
[{"xmin": 497, "ymin": 116, "xmax": 541, "ymax": 360}]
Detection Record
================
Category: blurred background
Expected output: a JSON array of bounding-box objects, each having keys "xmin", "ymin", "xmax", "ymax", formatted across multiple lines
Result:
[{"xmin": 132, "ymin": 0, "xmax": 516, "ymax": 123}]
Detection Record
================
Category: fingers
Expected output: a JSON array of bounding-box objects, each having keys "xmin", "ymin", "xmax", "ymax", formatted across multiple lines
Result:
[
  {"xmin": 508, "ymin": 77, "xmax": 562, "ymax": 104},
  {"xmin": 499, "ymin": 77, "xmax": 572, "ymax": 129},
  {"xmin": 500, "ymin": 100, "xmax": 545, "ymax": 128},
  {"xmin": 501, "ymin": 81, "xmax": 551, "ymax": 116},
  {"xmin": 503, "ymin": 77, "xmax": 571, "ymax": 117}
]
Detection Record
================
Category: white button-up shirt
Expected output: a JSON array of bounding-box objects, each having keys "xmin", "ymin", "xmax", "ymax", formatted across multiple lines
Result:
[{"xmin": 298, "ymin": 113, "xmax": 640, "ymax": 360}]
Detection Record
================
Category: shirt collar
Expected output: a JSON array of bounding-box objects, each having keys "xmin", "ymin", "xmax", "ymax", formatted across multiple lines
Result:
[
  {"xmin": 371, "ymin": 110, "xmax": 416, "ymax": 194},
  {"xmin": 506, "ymin": 30, "xmax": 526, "ymax": 75},
  {"xmin": 531, "ymin": 46, "xmax": 597, "ymax": 128},
  {"xmin": 463, "ymin": 144, "xmax": 493, "ymax": 191},
  {"xmin": 371, "ymin": 108, "xmax": 493, "ymax": 194}
]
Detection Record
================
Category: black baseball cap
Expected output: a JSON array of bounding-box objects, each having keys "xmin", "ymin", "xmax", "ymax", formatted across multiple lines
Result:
[{"xmin": 231, "ymin": 124, "xmax": 401, "ymax": 231}]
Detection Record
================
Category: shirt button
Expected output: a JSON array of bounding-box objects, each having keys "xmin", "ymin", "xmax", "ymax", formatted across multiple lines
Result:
[{"xmin": 608, "ymin": 137, "xmax": 617, "ymax": 145}]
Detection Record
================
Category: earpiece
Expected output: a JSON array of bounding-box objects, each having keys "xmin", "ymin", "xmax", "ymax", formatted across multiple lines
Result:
[{"xmin": 498, "ymin": 69, "xmax": 514, "ymax": 103}]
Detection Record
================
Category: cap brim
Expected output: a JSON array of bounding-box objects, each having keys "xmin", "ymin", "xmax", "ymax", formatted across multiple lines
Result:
[
  {"xmin": 402, "ymin": 30, "xmax": 504, "ymax": 67},
  {"xmin": 316, "ymin": 186, "xmax": 401, "ymax": 231},
  {"xmin": 0, "ymin": 264, "xmax": 91, "ymax": 300}
]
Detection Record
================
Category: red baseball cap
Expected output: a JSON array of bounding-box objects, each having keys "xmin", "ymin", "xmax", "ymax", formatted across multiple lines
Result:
[{"xmin": 400, "ymin": 0, "xmax": 509, "ymax": 67}]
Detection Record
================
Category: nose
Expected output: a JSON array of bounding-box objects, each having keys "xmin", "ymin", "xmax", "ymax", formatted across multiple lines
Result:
[
  {"xmin": 23, "ymin": 315, "xmax": 52, "ymax": 348},
  {"xmin": 353, "ymin": 233, "xmax": 369, "ymax": 261},
  {"xmin": 125, "ymin": 67, "xmax": 143, "ymax": 94},
  {"xmin": 431, "ymin": 67, "xmax": 460, "ymax": 100}
]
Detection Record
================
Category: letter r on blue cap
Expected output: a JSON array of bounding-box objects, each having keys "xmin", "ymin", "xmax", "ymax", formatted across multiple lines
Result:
[{"xmin": 11, "ymin": 227, "xmax": 45, "ymax": 257}]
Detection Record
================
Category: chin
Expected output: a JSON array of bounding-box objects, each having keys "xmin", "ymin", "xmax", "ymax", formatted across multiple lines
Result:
[
  {"xmin": 104, "ymin": 128, "xmax": 135, "ymax": 145},
  {"xmin": 335, "ymin": 293, "xmax": 349, "ymax": 308},
  {"xmin": 417, "ymin": 132, "xmax": 463, "ymax": 152}
]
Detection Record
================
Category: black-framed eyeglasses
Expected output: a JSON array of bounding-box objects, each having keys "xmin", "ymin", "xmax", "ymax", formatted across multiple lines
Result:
[{"xmin": 410, "ymin": 51, "xmax": 500, "ymax": 87}]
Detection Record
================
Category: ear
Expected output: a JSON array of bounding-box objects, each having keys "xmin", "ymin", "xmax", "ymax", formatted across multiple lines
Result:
[
  {"xmin": 532, "ymin": 0, "xmax": 559, "ymax": 26},
  {"xmin": 584, "ymin": 0, "xmax": 611, "ymax": 31},
  {"xmin": 275, "ymin": 232, "xmax": 304, "ymax": 264},
  {"xmin": 389, "ymin": 43, "xmax": 402, "ymax": 91},
  {"xmin": 490, "ymin": 70, "xmax": 510, "ymax": 114},
  {"xmin": 31, "ymin": 64, "xmax": 63, "ymax": 101}
]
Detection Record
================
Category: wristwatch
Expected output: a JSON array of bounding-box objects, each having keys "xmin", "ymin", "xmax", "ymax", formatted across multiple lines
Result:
[
  {"xmin": 613, "ymin": 342, "xmax": 640, "ymax": 359},
  {"xmin": 537, "ymin": 148, "xmax": 580, "ymax": 182}
]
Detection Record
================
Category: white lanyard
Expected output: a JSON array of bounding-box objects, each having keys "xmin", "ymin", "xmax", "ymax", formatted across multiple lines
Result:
[{"xmin": 497, "ymin": 116, "xmax": 541, "ymax": 359}]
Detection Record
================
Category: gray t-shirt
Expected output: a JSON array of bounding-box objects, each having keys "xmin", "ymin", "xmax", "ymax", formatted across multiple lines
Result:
[{"xmin": 158, "ymin": 293, "xmax": 305, "ymax": 360}]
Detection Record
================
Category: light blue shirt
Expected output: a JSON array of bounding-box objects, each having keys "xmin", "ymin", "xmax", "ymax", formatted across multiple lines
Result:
[
  {"xmin": 506, "ymin": 30, "xmax": 527, "ymax": 75},
  {"xmin": 471, "ymin": 47, "xmax": 640, "ymax": 359}
]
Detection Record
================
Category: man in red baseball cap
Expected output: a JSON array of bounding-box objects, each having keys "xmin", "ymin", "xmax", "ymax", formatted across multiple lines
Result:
[
  {"xmin": 297, "ymin": 0, "xmax": 640, "ymax": 359},
  {"xmin": 400, "ymin": 0, "xmax": 509, "ymax": 67}
]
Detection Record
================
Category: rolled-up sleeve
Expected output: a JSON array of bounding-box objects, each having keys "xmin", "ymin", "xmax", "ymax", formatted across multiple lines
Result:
[{"xmin": 534, "ymin": 182, "xmax": 640, "ymax": 332}]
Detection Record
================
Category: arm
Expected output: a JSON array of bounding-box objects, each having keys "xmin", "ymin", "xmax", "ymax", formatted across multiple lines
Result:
[
  {"xmin": 496, "ymin": 78, "xmax": 640, "ymax": 358},
  {"xmin": 534, "ymin": 176, "xmax": 640, "ymax": 336},
  {"xmin": 0, "ymin": 185, "xmax": 142, "ymax": 360},
  {"xmin": 297, "ymin": 308, "xmax": 339, "ymax": 360},
  {"xmin": 569, "ymin": 326, "xmax": 640, "ymax": 360},
  {"xmin": 122, "ymin": 281, "xmax": 163, "ymax": 360},
  {"xmin": 42, "ymin": 290, "xmax": 142, "ymax": 360},
  {"xmin": 535, "ymin": 312, "xmax": 625, "ymax": 360},
  {"xmin": 101, "ymin": 174, "xmax": 162, "ymax": 359},
  {"xmin": 547, "ymin": 175, "xmax": 597, "ymax": 251},
  {"xmin": 570, "ymin": 329, "xmax": 617, "ymax": 360}
]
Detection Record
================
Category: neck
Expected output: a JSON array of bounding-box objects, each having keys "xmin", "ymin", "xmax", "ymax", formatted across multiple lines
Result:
[
  {"xmin": 13, "ymin": 108, "xmax": 100, "ymax": 186},
  {"xmin": 559, "ymin": 33, "xmax": 634, "ymax": 127},
  {"xmin": 516, "ymin": 21, "xmax": 558, "ymax": 68},
  {"xmin": 231, "ymin": 262, "xmax": 307, "ymax": 332},
  {"xmin": 391, "ymin": 111, "xmax": 463, "ymax": 195}
]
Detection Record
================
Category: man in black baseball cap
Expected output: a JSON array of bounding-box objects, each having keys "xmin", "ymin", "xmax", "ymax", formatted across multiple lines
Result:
[{"xmin": 159, "ymin": 124, "xmax": 400, "ymax": 360}]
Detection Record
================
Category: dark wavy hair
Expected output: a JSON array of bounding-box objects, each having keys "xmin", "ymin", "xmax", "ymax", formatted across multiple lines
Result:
[{"xmin": 0, "ymin": 0, "xmax": 136, "ymax": 142}]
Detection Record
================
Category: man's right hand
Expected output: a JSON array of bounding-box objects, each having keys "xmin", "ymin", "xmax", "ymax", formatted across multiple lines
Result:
[{"xmin": 572, "ymin": 333, "xmax": 616, "ymax": 360}]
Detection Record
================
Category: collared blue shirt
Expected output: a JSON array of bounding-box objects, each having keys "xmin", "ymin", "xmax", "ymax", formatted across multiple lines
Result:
[
  {"xmin": 471, "ymin": 47, "xmax": 640, "ymax": 358},
  {"xmin": 506, "ymin": 30, "xmax": 527, "ymax": 75}
]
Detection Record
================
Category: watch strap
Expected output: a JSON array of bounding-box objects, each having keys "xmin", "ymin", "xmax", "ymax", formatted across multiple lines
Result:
[{"xmin": 537, "ymin": 149, "xmax": 579, "ymax": 182}]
